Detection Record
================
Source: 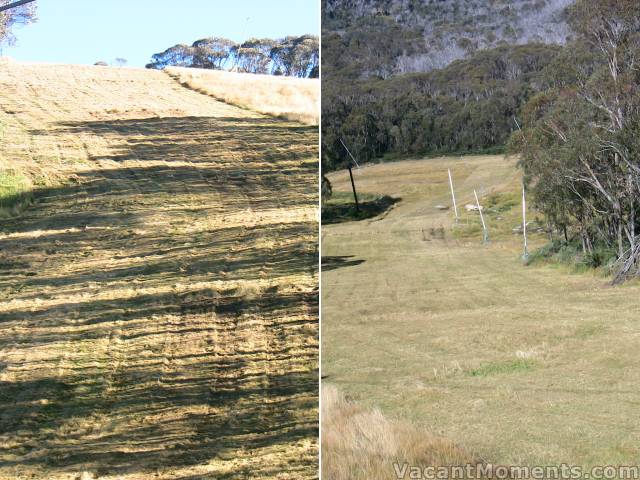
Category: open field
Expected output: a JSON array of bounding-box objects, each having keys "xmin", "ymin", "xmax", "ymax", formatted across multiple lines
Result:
[
  {"xmin": 322, "ymin": 155, "xmax": 640, "ymax": 471},
  {"xmin": 0, "ymin": 62, "xmax": 318, "ymax": 479},
  {"xmin": 166, "ymin": 67, "xmax": 319, "ymax": 125}
]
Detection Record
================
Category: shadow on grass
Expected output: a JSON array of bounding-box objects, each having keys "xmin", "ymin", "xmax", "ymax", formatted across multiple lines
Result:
[
  {"xmin": 321, "ymin": 195, "xmax": 400, "ymax": 225},
  {"xmin": 0, "ymin": 369, "xmax": 317, "ymax": 477},
  {"xmin": 321, "ymin": 255, "xmax": 365, "ymax": 272},
  {"xmin": 0, "ymin": 113, "xmax": 318, "ymax": 477}
]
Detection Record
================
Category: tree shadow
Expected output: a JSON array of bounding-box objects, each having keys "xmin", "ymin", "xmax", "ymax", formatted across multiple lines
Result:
[
  {"xmin": 321, "ymin": 255, "xmax": 366, "ymax": 272},
  {"xmin": 0, "ymin": 368, "xmax": 318, "ymax": 478},
  {"xmin": 31, "ymin": 116, "xmax": 318, "ymax": 166},
  {"xmin": 0, "ymin": 113, "xmax": 318, "ymax": 477},
  {"xmin": 321, "ymin": 195, "xmax": 401, "ymax": 224}
]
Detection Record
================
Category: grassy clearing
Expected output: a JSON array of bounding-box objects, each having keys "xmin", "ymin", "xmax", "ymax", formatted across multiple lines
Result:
[
  {"xmin": 166, "ymin": 67, "xmax": 319, "ymax": 125},
  {"xmin": 322, "ymin": 385, "xmax": 483, "ymax": 480},
  {"xmin": 0, "ymin": 62, "xmax": 318, "ymax": 479},
  {"xmin": 323, "ymin": 154, "xmax": 640, "ymax": 468}
]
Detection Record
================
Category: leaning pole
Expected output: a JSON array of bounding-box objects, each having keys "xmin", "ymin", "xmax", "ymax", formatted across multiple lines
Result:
[
  {"xmin": 448, "ymin": 168, "xmax": 459, "ymax": 222},
  {"xmin": 522, "ymin": 182, "xmax": 529, "ymax": 261}
]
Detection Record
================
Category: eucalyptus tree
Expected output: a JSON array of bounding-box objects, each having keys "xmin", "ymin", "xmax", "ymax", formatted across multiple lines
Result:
[
  {"xmin": 146, "ymin": 44, "xmax": 194, "ymax": 69},
  {"xmin": 191, "ymin": 37, "xmax": 237, "ymax": 70},
  {"xmin": 517, "ymin": 0, "xmax": 640, "ymax": 281},
  {"xmin": 0, "ymin": 0, "xmax": 36, "ymax": 46},
  {"xmin": 146, "ymin": 35, "xmax": 318, "ymax": 78}
]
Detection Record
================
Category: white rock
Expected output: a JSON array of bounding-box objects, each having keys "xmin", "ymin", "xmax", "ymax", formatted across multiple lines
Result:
[{"xmin": 465, "ymin": 204, "xmax": 483, "ymax": 211}]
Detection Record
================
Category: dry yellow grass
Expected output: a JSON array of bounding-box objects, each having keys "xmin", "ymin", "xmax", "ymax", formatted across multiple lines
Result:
[
  {"xmin": 0, "ymin": 62, "xmax": 318, "ymax": 479},
  {"xmin": 323, "ymin": 155, "xmax": 640, "ymax": 468},
  {"xmin": 166, "ymin": 67, "xmax": 319, "ymax": 125},
  {"xmin": 322, "ymin": 384, "xmax": 482, "ymax": 480}
]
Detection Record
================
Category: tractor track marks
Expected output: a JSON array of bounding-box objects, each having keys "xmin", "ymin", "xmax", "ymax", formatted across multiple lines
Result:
[{"xmin": 0, "ymin": 63, "xmax": 318, "ymax": 479}]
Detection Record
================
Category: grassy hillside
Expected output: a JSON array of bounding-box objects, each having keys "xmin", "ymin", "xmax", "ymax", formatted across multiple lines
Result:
[
  {"xmin": 0, "ymin": 63, "xmax": 318, "ymax": 479},
  {"xmin": 322, "ymin": 155, "xmax": 640, "ymax": 469},
  {"xmin": 166, "ymin": 67, "xmax": 319, "ymax": 125}
]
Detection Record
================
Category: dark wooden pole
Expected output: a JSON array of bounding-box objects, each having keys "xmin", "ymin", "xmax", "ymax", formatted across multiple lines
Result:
[
  {"xmin": 348, "ymin": 165, "xmax": 359, "ymax": 212},
  {"xmin": 0, "ymin": 0, "xmax": 36, "ymax": 13}
]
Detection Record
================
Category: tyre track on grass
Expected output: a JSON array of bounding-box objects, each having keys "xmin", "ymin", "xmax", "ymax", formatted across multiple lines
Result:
[{"xmin": 0, "ymin": 63, "xmax": 318, "ymax": 479}]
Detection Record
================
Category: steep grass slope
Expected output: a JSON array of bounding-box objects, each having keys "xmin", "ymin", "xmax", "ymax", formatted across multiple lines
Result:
[
  {"xmin": 0, "ymin": 63, "xmax": 318, "ymax": 479},
  {"xmin": 322, "ymin": 155, "xmax": 640, "ymax": 470},
  {"xmin": 166, "ymin": 67, "xmax": 319, "ymax": 125}
]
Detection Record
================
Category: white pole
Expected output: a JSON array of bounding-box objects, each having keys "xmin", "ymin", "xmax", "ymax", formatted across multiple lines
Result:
[
  {"xmin": 474, "ymin": 189, "xmax": 488, "ymax": 243},
  {"xmin": 448, "ymin": 169, "xmax": 459, "ymax": 222},
  {"xmin": 522, "ymin": 182, "xmax": 528, "ymax": 260},
  {"xmin": 339, "ymin": 138, "xmax": 360, "ymax": 168}
]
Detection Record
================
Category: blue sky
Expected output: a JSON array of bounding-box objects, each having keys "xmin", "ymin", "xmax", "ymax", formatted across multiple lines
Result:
[{"xmin": 2, "ymin": 0, "xmax": 319, "ymax": 67}]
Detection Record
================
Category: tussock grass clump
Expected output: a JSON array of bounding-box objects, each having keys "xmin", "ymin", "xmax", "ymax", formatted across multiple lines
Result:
[
  {"xmin": 321, "ymin": 385, "xmax": 483, "ymax": 480},
  {"xmin": 166, "ymin": 67, "xmax": 319, "ymax": 125}
]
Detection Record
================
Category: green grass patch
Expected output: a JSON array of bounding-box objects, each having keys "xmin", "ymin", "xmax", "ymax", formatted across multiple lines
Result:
[
  {"xmin": 467, "ymin": 359, "xmax": 535, "ymax": 377},
  {"xmin": 484, "ymin": 191, "xmax": 519, "ymax": 213},
  {"xmin": 451, "ymin": 221, "xmax": 484, "ymax": 240},
  {"xmin": 0, "ymin": 170, "xmax": 33, "ymax": 217},
  {"xmin": 322, "ymin": 191, "xmax": 400, "ymax": 224}
]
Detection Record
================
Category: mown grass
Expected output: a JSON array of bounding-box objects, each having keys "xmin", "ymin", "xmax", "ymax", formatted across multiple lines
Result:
[
  {"xmin": 467, "ymin": 359, "xmax": 535, "ymax": 377},
  {"xmin": 378, "ymin": 145, "xmax": 507, "ymax": 165},
  {"xmin": 322, "ymin": 154, "xmax": 640, "ymax": 468},
  {"xmin": 0, "ymin": 61, "xmax": 318, "ymax": 480}
]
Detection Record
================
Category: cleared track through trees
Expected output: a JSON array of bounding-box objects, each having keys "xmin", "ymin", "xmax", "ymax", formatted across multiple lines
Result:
[{"xmin": 322, "ymin": 155, "xmax": 640, "ymax": 467}]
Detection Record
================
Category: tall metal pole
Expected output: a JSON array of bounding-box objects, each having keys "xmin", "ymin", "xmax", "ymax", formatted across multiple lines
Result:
[
  {"xmin": 348, "ymin": 165, "xmax": 359, "ymax": 213},
  {"xmin": 474, "ymin": 189, "xmax": 488, "ymax": 243},
  {"xmin": 448, "ymin": 168, "xmax": 459, "ymax": 222},
  {"xmin": 0, "ymin": 0, "xmax": 36, "ymax": 13},
  {"xmin": 522, "ymin": 182, "xmax": 529, "ymax": 260}
]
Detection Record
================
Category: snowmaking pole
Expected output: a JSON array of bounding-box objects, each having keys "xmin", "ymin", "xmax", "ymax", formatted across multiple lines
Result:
[
  {"xmin": 339, "ymin": 138, "xmax": 360, "ymax": 168},
  {"xmin": 474, "ymin": 189, "xmax": 488, "ymax": 244},
  {"xmin": 348, "ymin": 164, "xmax": 359, "ymax": 213},
  {"xmin": 522, "ymin": 182, "xmax": 529, "ymax": 261},
  {"xmin": 340, "ymin": 138, "xmax": 360, "ymax": 212},
  {"xmin": 448, "ymin": 168, "xmax": 459, "ymax": 222}
]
